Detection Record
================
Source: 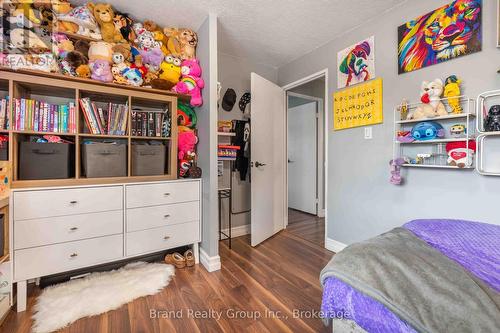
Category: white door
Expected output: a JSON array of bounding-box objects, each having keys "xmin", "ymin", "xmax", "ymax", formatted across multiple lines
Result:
[
  {"xmin": 288, "ymin": 101, "xmax": 317, "ymax": 215},
  {"xmin": 250, "ymin": 73, "xmax": 286, "ymax": 247}
]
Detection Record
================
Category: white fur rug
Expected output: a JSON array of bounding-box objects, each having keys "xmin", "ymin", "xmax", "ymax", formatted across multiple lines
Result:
[{"xmin": 32, "ymin": 262, "xmax": 175, "ymax": 333}]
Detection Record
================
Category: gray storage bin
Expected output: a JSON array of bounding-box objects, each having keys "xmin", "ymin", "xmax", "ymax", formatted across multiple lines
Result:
[
  {"xmin": 19, "ymin": 142, "xmax": 74, "ymax": 180},
  {"xmin": 82, "ymin": 143, "xmax": 127, "ymax": 178},
  {"xmin": 0, "ymin": 141, "xmax": 7, "ymax": 161},
  {"xmin": 131, "ymin": 144, "xmax": 166, "ymax": 176}
]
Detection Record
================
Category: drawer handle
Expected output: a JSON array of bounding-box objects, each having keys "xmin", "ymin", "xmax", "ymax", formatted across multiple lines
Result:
[
  {"xmin": 164, "ymin": 214, "xmax": 171, "ymax": 218},
  {"xmin": 163, "ymin": 193, "xmax": 171, "ymax": 197},
  {"xmin": 69, "ymin": 253, "xmax": 78, "ymax": 258},
  {"xmin": 70, "ymin": 201, "xmax": 78, "ymax": 204},
  {"xmin": 163, "ymin": 236, "xmax": 170, "ymax": 240},
  {"xmin": 69, "ymin": 227, "xmax": 78, "ymax": 231}
]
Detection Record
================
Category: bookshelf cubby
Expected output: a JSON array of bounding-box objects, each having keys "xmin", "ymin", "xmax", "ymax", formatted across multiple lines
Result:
[{"xmin": 0, "ymin": 69, "xmax": 180, "ymax": 188}]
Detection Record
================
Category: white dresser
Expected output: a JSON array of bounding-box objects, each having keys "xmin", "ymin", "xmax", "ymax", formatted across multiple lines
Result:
[{"xmin": 10, "ymin": 179, "xmax": 201, "ymax": 312}]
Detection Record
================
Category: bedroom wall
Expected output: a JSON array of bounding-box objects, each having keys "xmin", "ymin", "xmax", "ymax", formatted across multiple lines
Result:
[
  {"xmin": 218, "ymin": 53, "xmax": 278, "ymax": 232},
  {"xmin": 278, "ymin": 0, "xmax": 500, "ymax": 246},
  {"xmin": 197, "ymin": 14, "xmax": 220, "ymax": 265}
]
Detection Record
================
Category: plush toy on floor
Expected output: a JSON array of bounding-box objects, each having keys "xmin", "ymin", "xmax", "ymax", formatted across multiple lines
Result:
[
  {"xmin": 173, "ymin": 59, "xmax": 204, "ymax": 107},
  {"xmin": 444, "ymin": 75, "xmax": 463, "ymax": 114},
  {"xmin": 407, "ymin": 79, "xmax": 447, "ymax": 120}
]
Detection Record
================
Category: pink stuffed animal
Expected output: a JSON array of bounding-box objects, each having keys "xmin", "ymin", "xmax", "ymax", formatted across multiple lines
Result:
[
  {"xmin": 173, "ymin": 59, "xmax": 204, "ymax": 107},
  {"xmin": 89, "ymin": 59, "xmax": 113, "ymax": 82},
  {"xmin": 178, "ymin": 130, "xmax": 198, "ymax": 160}
]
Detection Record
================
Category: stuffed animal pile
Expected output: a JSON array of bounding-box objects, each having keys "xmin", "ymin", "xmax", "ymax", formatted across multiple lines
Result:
[{"xmin": 1, "ymin": 0, "xmax": 204, "ymax": 107}]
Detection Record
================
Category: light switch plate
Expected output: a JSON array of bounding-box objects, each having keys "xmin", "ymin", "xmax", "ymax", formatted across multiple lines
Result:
[{"xmin": 364, "ymin": 127, "xmax": 373, "ymax": 139}]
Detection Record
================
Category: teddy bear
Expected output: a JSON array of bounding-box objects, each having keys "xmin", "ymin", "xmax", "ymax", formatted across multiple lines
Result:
[
  {"xmin": 173, "ymin": 59, "xmax": 204, "ymax": 106},
  {"xmin": 88, "ymin": 41, "xmax": 113, "ymax": 63},
  {"xmin": 87, "ymin": 2, "xmax": 124, "ymax": 43},
  {"xmin": 89, "ymin": 59, "xmax": 113, "ymax": 82},
  {"xmin": 178, "ymin": 129, "xmax": 198, "ymax": 161},
  {"xmin": 75, "ymin": 64, "xmax": 91, "ymax": 78},
  {"xmin": 407, "ymin": 79, "xmax": 448, "ymax": 120},
  {"xmin": 164, "ymin": 27, "xmax": 198, "ymax": 59}
]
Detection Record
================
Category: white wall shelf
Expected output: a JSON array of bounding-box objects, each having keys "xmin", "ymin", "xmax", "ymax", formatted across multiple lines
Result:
[
  {"xmin": 217, "ymin": 132, "xmax": 236, "ymax": 137},
  {"xmin": 395, "ymin": 112, "xmax": 475, "ymax": 124},
  {"xmin": 393, "ymin": 97, "xmax": 476, "ymax": 171},
  {"xmin": 476, "ymin": 89, "xmax": 500, "ymax": 176}
]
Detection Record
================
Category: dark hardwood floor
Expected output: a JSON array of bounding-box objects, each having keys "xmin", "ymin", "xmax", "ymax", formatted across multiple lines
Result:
[
  {"xmin": 287, "ymin": 208, "xmax": 325, "ymax": 247},
  {"xmin": 1, "ymin": 225, "xmax": 333, "ymax": 333}
]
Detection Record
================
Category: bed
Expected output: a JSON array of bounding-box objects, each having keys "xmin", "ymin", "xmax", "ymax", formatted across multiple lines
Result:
[{"xmin": 320, "ymin": 219, "xmax": 500, "ymax": 333}]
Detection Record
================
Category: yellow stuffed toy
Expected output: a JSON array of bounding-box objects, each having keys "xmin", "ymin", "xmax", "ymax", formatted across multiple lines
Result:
[
  {"xmin": 13, "ymin": 0, "xmax": 40, "ymax": 25},
  {"xmin": 87, "ymin": 2, "xmax": 125, "ymax": 43},
  {"xmin": 443, "ymin": 75, "xmax": 463, "ymax": 114}
]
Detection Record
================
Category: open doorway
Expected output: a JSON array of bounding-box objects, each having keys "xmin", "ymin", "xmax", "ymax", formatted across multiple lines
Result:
[{"xmin": 284, "ymin": 73, "xmax": 327, "ymax": 247}]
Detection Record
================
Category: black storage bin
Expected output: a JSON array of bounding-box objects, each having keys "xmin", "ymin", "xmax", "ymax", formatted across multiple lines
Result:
[
  {"xmin": 131, "ymin": 144, "xmax": 166, "ymax": 176},
  {"xmin": 82, "ymin": 142, "xmax": 127, "ymax": 178},
  {"xmin": 19, "ymin": 142, "xmax": 74, "ymax": 180}
]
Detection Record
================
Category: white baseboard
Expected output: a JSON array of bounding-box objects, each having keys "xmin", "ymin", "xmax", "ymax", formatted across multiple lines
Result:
[
  {"xmin": 317, "ymin": 209, "xmax": 325, "ymax": 218},
  {"xmin": 325, "ymin": 237, "xmax": 347, "ymax": 253},
  {"xmin": 220, "ymin": 224, "xmax": 250, "ymax": 239},
  {"xmin": 199, "ymin": 247, "xmax": 221, "ymax": 272}
]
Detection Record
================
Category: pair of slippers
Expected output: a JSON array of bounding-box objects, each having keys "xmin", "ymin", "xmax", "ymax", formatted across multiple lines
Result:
[
  {"xmin": 164, "ymin": 249, "xmax": 195, "ymax": 268},
  {"xmin": 222, "ymin": 88, "xmax": 251, "ymax": 113}
]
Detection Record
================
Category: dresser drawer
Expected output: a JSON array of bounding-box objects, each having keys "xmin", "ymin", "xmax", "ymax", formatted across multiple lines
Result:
[
  {"xmin": 14, "ymin": 234, "xmax": 123, "ymax": 281},
  {"xmin": 126, "ymin": 221, "xmax": 199, "ymax": 256},
  {"xmin": 14, "ymin": 186, "xmax": 123, "ymax": 220},
  {"xmin": 127, "ymin": 201, "xmax": 199, "ymax": 232},
  {"xmin": 15, "ymin": 210, "xmax": 123, "ymax": 250},
  {"xmin": 126, "ymin": 181, "xmax": 199, "ymax": 208}
]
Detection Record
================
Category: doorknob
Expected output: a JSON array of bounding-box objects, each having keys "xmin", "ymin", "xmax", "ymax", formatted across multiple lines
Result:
[{"xmin": 254, "ymin": 161, "xmax": 266, "ymax": 168}]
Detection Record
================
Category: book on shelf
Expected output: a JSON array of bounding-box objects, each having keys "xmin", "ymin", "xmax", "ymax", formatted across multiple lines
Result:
[
  {"xmin": 79, "ymin": 98, "xmax": 128, "ymax": 135},
  {"xmin": 131, "ymin": 108, "xmax": 169, "ymax": 138},
  {"xmin": 0, "ymin": 97, "xmax": 8, "ymax": 130},
  {"xmin": 12, "ymin": 98, "xmax": 76, "ymax": 133}
]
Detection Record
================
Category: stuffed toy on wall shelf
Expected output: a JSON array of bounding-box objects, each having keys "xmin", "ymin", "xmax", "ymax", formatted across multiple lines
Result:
[
  {"xmin": 444, "ymin": 75, "xmax": 463, "ymax": 114},
  {"xmin": 407, "ymin": 79, "xmax": 447, "ymax": 120},
  {"xmin": 89, "ymin": 59, "xmax": 113, "ymax": 82}
]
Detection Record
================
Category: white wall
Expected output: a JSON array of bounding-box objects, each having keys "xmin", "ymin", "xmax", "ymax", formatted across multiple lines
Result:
[
  {"xmin": 197, "ymin": 14, "xmax": 219, "ymax": 260},
  {"xmin": 278, "ymin": 0, "xmax": 500, "ymax": 245},
  {"xmin": 217, "ymin": 53, "xmax": 278, "ymax": 231}
]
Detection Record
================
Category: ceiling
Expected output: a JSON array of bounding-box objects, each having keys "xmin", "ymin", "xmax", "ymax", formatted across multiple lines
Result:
[{"xmin": 73, "ymin": 0, "xmax": 408, "ymax": 68}]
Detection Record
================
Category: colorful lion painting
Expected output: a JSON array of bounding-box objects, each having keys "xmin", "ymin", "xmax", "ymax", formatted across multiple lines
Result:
[
  {"xmin": 337, "ymin": 36, "xmax": 375, "ymax": 89},
  {"xmin": 398, "ymin": 0, "xmax": 482, "ymax": 74}
]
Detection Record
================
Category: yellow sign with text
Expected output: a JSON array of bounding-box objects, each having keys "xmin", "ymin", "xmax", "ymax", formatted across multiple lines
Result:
[{"xmin": 333, "ymin": 78, "xmax": 383, "ymax": 130}]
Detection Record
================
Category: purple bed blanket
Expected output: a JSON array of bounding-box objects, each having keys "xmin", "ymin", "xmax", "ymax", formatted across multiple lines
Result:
[{"xmin": 321, "ymin": 219, "xmax": 500, "ymax": 332}]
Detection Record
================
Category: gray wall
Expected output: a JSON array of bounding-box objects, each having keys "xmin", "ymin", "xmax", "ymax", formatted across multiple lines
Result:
[
  {"xmin": 218, "ymin": 53, "xmax": 278, "ymax": 229},
  {"xmin": 278, "ymin": 0, "xmax": 500, "ymax": 245},
  {"xmin": 197, "ymin": 14, "xmax": 219, "ymax": 258}
]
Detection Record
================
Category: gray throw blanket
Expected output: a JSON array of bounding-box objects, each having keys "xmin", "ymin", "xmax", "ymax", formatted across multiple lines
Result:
[{"xmin": 320, "ymin": 228, "xmax": 500, "ymax": 333}]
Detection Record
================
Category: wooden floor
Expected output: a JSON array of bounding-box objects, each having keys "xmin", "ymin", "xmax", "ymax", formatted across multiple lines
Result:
[
  {"xmin": 287, "ymin": 209, "xmax": 325, "ymax": 247},
  {"xmin": 1, "ymin": 225, "xmax": 332, "ymax": 333}
]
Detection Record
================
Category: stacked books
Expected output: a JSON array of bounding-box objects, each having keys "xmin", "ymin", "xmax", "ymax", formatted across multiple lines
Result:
[
  {"xmin": 12, "ymin": 98, "xmax": 76, "ymax": 133},
  {"xmin": 131, "ymin": 110, "xmax": 168, "ymax": 137},
  {"xmin": 0, "ymin": 97, "xmax": 8, "ymax": 130},
  {"xmin": 79, "ymin": 98, "xmax": 128, "ymax": 135}
]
